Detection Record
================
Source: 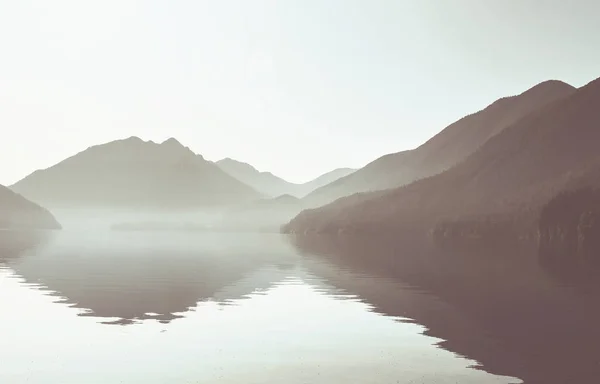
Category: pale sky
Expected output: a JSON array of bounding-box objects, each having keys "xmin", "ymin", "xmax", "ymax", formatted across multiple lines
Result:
[{"xmin": 1, "ymin": 0, "xmax": 599, "ymax": 184}]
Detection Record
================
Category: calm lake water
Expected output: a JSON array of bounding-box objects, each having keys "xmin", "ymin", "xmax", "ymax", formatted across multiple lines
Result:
[{"xmin": 1, "ymin": 230, "xmax": 599, "ymax": 383}]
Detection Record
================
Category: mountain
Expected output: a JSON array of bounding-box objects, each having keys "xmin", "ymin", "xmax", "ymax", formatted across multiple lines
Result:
[
  {"xmin": 0, "ymin": 185, "xmax": 61, "ymax": 229},
  {"xmin": 216, "ymin": 158, "xmax": 294, "ymax": 197},
  {"xmin": 304, "ymin": 80, "xmax": 576, "ymax": 207},
  {"xmin": 296, "ymin": 168, "xmax": 356, "ymax": 198},
  {"xmin": 11, "ymin": 137, "xmax": 262, "ymax": 210},
  {"xmin": 283, "ymin": 77, "xmax": 600, "ymax": 235},
  {"xmin": 217, "ymin": 157, "xmax": 355, "ymax": 198}
]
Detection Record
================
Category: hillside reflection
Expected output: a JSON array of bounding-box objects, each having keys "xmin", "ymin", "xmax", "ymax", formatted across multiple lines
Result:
[
  {"xmin": 291, "ymin": 234, "xmax": 600, "ymax": 384},
  {"xmin": 3, "ymin": 230, "xmax": 599, "ymax": 383},
  {"xmin": 0, "ymin": 231, "xmax": 300, "ymax": 324}
]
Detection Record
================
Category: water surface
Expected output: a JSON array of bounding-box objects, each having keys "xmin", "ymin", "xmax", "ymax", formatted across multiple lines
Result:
[{"xmin": 4, "ymin": 229, "xmax": 584, "ymax": 383}]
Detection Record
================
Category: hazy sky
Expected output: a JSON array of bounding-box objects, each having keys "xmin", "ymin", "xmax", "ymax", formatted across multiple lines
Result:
[{"xmin": 1, "ymin": 1, "xmax": 599, "ymax": 184}]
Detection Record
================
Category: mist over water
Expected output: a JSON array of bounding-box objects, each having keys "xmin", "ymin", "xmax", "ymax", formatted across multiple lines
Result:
[
  {"xmin": 48, "ymin": 208, "xmax": 223, "ymax": 230},
  {"xmin": 0, "ymin": 230, "xmax": 522, "ymax": 384},
  {"xmin": 45, "ymin": 204, "xmax": 301, "ymax": 233}
]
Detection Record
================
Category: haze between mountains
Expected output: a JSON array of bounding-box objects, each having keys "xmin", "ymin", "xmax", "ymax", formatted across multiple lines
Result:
[{"xmin": 2, "ymin": 77, "xmax": 600, "ymax": 237}]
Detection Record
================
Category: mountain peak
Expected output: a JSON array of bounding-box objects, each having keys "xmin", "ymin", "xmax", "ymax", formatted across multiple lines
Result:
[
  {"xmin": 124, "ymin": 136, "xmax": 143, "ymax": 142},
  {"xmin": 10, "ymin": 136, "xmax": 261, "ymax": 209},
  {"xmin": 488, "ymin": 80, "xmax": 576, "ymax": 109},
  {"xmin": 109, "ymin": 136, "xmax": 146, "ymax": 148},
  {"xmin": 161, "ymin": 137, "xmax": 184, "ymax": 147},
  {"xmin": 525, "ymin": 79, "xmax": 575, "ymax": 94},
  {"xmin": 158, "ymin": 137, "xmax": 198, "ymax": 158}
]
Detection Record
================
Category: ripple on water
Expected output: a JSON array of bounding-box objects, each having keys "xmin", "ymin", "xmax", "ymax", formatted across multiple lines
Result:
[{"xmin": 0, "ymin": 232, "xmax": 522, "ymax": 384}]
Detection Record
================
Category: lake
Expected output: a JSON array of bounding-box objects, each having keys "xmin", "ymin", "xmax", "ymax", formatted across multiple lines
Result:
[{"xmin": 1, "ymin": 230, "xmax": 599, "ymax": 383}]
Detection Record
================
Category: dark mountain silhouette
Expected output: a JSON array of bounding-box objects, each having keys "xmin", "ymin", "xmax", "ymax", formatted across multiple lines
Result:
[
  {"xmin": 284, "ymin": 77, "xmax": 600, "ymax": 235},
  {"xmin": 430, "ymin": 157, "xmax": 600, "ymax": 248},
  {"xmin": 304, "ymin": 80, "xmax": 576, "ymax": 207},
  {"xmin": 0, "ymin": 185, "xmax": 61, "ymax": 229},
  {"xmin": 11, "ymin": 137, "xmax": 262, "ymax": 210},
  {"xmin": 537, "ymin": 187, "xmax": 600, "ymax": 263},
  {"xmin": 217, "ymin": 157, "xmax": 355, "ymax": 198}
]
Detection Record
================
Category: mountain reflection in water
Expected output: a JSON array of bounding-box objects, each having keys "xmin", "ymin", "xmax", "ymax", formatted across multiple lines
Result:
[
  {"xmin": 0, "ymin": 230, "xmax": 301, "ymax": 324},
  {"xmin": 292, "ymin": 234, "xmax": 600, "ymax": 384},
  {"xmin": 2, "ymin": 230, "xmax": 597, "ymax": 383}
]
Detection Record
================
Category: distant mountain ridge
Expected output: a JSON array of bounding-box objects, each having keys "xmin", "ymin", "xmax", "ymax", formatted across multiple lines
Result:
[
  {"xmin": 0, "ymin": 185, "xmax": 61, "ymax": 229},
  {"xmin": 303, "ymin": 80, "xmax": 577, "ymax": 207},
  {"xmin": 11, "ymin": 137, "xmax": 262, "ymax": 210},
  {"xmin": 216, "ymin": 157, "xmax": 355, "ymax": 198},
  {"xmin": 283, "ymin": 77, "xmax": 600, "ymax": 235},
  {"xmin": 216, "ymin": 158, "xmax": 295, "ymax": 197}
]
